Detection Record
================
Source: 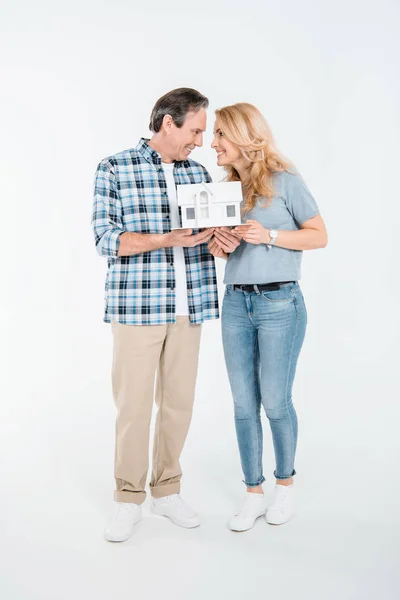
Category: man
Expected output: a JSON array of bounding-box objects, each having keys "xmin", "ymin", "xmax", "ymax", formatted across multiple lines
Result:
[{"xmin": 92, "ymin": 88, "xmax": 218, "ymax": 542}]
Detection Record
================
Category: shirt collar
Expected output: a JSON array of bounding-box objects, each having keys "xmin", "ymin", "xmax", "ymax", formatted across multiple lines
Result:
[
  {"xmin": 135, "ymin": 138, "xmax": 189, "ymax": 169},
  {"xmin": 135, "ymin": 138, "xmax": 161, "ymax": 165}
]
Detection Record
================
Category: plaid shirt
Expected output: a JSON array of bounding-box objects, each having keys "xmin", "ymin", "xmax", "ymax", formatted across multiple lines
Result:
[{"xmin": 92, "ymin": 138, "xmax": 219, "ymax": 325}]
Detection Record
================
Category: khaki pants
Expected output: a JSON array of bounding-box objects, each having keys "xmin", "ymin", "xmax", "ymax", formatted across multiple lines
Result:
[{"xmin": 111, "ymin": 317, "xmax": 202, "ymax": 504}]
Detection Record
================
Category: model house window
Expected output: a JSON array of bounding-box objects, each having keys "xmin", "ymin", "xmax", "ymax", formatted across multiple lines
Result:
[
  {"xmin": 226, "ymin": 205, "xmax": 236, "ymax": 217},
  {"xmin": 186, "ymin": 207, "xmax": 195, "ymax": 220}
]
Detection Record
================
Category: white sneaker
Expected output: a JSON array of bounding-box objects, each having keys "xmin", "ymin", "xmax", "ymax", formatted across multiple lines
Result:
[
  {"xmin": 151, "ymin": 494, "xmax": 200, "ymax": 528},
  {"xmin": 104, "ymin": 502, "xmax": 142, "ymax": 542},
  {"xmin": 229, "ymin": 492, "xmax": 268, "ymax": 532},
  {"xmin": 265, "ymin": 483, "xmax": 294, "ymax": 525}
]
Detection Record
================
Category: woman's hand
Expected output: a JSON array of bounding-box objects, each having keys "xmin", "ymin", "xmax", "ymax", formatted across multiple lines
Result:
[
  {"xmin": 213, "ymin": 227, "xmax": 242, "ymax": 253},
  {"xmin": 208, "ymin": 237, "xmax": 228, "ymax": 259},
  {"xmin": 234, "ymin": 220, "xmax": 269, "ymax": 245}
]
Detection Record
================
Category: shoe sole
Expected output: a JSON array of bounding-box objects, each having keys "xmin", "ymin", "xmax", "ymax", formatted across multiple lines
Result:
[
  {"xmin": 265, "ymin": 514, "xmax": 294, "ymax": 526},
  {"xmin": 229, "ymin": 511, "xmax": 267, "ymax": 532},
  {"xmin": 150, "ymin": 505, "xmax": 200, "ymax": 528},
  {"xmin": 104, "ymin": 516, "xmax": 142, "ymax": 542}
]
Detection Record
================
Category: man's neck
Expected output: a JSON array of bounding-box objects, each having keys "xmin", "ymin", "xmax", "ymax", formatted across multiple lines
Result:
[{"xmin": 148, "ymin": 135, "xmax": 175, "ymax": 164}]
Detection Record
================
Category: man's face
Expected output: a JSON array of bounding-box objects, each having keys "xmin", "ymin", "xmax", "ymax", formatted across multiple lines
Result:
[{"xmin": 168, "ymin": 108, "xmax": 207, "ymax": 161}]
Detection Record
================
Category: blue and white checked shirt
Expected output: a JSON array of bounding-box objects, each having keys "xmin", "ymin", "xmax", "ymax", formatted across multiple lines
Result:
[{"xmin": 92, "ymin": 138, "xmax": 219, "ymax": 325}]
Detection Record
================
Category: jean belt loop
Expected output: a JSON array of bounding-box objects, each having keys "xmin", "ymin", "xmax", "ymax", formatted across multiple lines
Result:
[{"xmin": 254, "ymin": 284, "xmax": 260, "ymax": 295}]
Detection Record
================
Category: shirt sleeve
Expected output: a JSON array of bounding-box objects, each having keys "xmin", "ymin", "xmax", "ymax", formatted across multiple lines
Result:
[
  {"xmin": 283, "ymin": 172, "xmax": 320, "ymax": 227},
  {"xmin": 201, "ymin": 166, "xmax": 212, "ymax": 184},
  {"xmin": 92, "ymin": 160, "xmax": 125, "ymax": 257}
]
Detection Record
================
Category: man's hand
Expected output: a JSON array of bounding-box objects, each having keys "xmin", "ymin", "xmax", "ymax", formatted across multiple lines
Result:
[
  {"xmin": 166, "ymin": 228, "xmax": 215, "ymax": 248},
  {"xmin": 234, "ymin": 220, "xmax": 269, "ymax": 245},
  {"xmin": 213, "ymin": 226, "xmax": 242, "ymax": 253}
]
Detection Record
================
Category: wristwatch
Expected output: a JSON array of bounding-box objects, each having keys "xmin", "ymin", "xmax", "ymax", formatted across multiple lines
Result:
[{"xmin": 267, "ymin": 229, "xmax": 279, "ymax": 249}]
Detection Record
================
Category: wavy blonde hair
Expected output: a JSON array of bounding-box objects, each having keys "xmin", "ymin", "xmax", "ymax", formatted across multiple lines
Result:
[{"xmin": 215, "ymin": 103, "xmax": 293, "ymax": 213}]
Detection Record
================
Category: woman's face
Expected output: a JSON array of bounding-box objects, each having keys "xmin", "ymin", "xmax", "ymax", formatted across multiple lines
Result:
[{"xmin": 211, "ymin": 120, "xmax": 242, "ymax": 167}]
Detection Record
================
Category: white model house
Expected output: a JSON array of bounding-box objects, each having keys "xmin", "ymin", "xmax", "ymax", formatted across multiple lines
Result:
[{"xmin": 176, "ymin": 181, "xmax": 243, "ymax": 228}]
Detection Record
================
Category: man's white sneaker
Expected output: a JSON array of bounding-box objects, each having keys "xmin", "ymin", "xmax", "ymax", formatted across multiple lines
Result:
[
  {"xmin": 151, "ymin": 494, "xmax": 200, "ymax": 528},
  {"xmin": 104, "ymin": 502, "xmax": 142, "ymax": 542},
  {"xmin": 265, "ymin": 483, "xmax": 294, "ymax": 525},
  {"xmin": 229, "ymin": 492, "xmax": 268, "ymax": 532}
]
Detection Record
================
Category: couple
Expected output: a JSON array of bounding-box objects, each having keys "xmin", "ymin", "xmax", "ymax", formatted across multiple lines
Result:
[{"xmin": 92, "ymin": 87, "xmax": 327, "ymax": 542}]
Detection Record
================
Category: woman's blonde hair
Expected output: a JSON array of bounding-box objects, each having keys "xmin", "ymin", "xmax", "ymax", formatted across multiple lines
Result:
[{"xmin": 215, "ymin": 103, "xmax": 292, "ymax": 213}]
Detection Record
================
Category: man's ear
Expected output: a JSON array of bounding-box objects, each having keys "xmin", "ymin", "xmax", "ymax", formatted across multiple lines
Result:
[{"xmin": 162, "ymin": 114, "xmax": 173, "ymax": 133}]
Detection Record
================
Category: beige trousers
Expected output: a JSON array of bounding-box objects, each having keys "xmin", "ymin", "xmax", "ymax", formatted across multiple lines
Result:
[{"xmin": 111, "ymin": 317, "xmax": 202, "ymax": 504}]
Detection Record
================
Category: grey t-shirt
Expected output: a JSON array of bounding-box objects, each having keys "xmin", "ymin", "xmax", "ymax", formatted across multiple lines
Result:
[{"xmin": 224, "ymin": 171, "xmax": 320, "ymax": 284}]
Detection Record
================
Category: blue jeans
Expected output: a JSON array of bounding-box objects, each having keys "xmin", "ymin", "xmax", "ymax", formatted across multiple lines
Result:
[{"xmin": 221, "ymin": 282, "xmax": 307, "ymax": 486}]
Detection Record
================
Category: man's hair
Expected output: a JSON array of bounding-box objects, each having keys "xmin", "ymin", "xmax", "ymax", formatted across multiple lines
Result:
[{"xmin": 149, "ymin": 87, "xmax": 209, "ymax": 133}]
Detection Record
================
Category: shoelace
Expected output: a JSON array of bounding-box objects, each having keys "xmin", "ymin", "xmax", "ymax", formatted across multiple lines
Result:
[
  {"xmin": 234, "ymin": 496, "xmax": 263, "ymax": 517},
  {"xmin": 167, "ymin": 495, "xmax": 187, "ymax": 513},
  {"xmin": 270, "ymin": 487, "xmax": 290, "ymax": 510},
  {"xmin": 113, "ymin": 503, "xmax": 136, "ymax": 521}
]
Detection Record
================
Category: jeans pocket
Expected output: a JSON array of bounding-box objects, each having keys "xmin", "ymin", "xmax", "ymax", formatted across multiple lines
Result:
[{"xmin": 260, "ymin": 287, "xmax": 294, "ymax": 303}]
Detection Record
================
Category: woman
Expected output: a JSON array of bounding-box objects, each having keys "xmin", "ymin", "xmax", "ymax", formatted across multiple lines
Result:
[{"xmin": 208, "ymin": 103, "xmax": 327, "ymax": 532}]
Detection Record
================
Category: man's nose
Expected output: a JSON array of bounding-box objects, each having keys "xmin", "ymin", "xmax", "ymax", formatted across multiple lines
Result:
[{"xmin": 196, "ymin": 133, "xmax": 204, "ymax": 147}]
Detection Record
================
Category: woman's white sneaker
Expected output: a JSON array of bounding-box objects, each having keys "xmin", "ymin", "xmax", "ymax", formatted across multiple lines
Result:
[
  {"xmin": 151, "ymin": 494, "xmax": 200, "ymax": 528},
  {"xmin": 104, "ymin": 502, "xmax": 142, "ymax": 542},
  {"xmin": 229, "ymin": 492, "xmax": 268, "ymax": 532},
  {"xmin": 265, "ymin": 483, "xmax": 294, "ymax": 525}
]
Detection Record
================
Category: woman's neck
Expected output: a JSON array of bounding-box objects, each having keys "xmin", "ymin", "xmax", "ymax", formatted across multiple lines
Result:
[{"xmin": 231, "ymin": 158, "xmax": 248, "ymax": 182}]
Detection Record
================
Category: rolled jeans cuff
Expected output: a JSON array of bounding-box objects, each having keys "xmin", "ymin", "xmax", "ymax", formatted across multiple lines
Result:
[
  {"xmin": 274, "ymin": 469, "xmax": 296, "ymax": 480},
  {"xmin": 243, "ymin": 475, "xmax": 266, "ymax": 487}
]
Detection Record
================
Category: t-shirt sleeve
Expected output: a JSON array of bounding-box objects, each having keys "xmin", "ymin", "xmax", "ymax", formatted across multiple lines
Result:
[{"xmin": 283, "ymin": 172, "xmax": 320, "ymax": 227}]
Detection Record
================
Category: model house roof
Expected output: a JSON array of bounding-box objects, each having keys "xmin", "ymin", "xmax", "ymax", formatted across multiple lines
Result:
[{"xmin": 176, "ymin": 181, "xmax": 243, "ymax": 206}]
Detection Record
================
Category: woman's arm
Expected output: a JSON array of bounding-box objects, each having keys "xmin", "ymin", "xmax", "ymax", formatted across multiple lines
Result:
[{"xmin": 234, "ymin": 215, "xmax": 328, "ymax": 250}]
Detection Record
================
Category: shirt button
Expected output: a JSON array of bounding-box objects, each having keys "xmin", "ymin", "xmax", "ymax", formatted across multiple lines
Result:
[
  {"xmin": 171, "ymin": 286, "xmax": 175, "ymax": 291},
  {"xmin": 170, "ymin": 262, "xmax": 173, "ymax": 267}
]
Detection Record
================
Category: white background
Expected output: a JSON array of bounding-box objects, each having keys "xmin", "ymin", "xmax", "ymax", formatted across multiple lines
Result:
[{"xmin": 1, "ymin": 0, "xmax": 399, "ymax": 598}]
